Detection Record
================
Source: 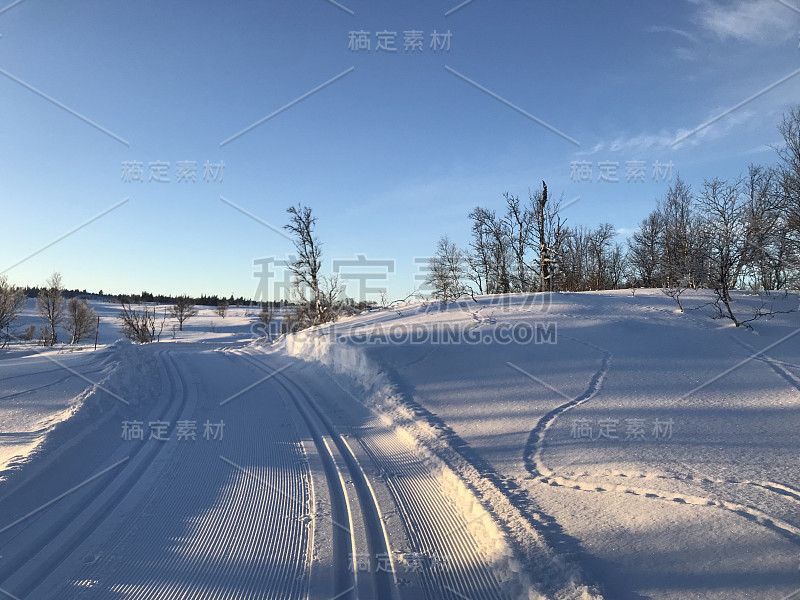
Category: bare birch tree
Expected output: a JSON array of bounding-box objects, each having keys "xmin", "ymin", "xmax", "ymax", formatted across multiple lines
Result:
[
  {"xmin": 66, "ymin": 297, "xmax": 97, "ymax": 344},
  {"xmin": 170, "ymin": 296, "xmax": 198, "ymax": 331},
  {"xmin": 284, "ymin": 204, "xmax": 323, "ymax": 322},
  {"xmin": 0, "ymin": 275, "xmax": 26, "ymax": 347},
  {"xmin": 37, "ymin": 273, "xmax": 65, "ymax": 346}
]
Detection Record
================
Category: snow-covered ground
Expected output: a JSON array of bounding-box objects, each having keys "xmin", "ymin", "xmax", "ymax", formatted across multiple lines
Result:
[
  {"xmin": 0, "ymin": 301, "xmax": 264, "ymax": 476},
  {"xmin": 1, "ymin": 290, "xmax": 798, "ymax": 599},
  {"xmin": 280, "ymin": 289, "xmax": 800, "ymax": 599}
]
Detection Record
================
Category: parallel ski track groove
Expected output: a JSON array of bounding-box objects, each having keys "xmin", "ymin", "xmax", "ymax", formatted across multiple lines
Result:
[
  {"xmin": 265, "ymin": 353, "xmax": 509, "ymax": 600},
  {"xmin": 241, "ymin": 352, "xmax": 397, "ymax": 600},
  {"xmin": 237, "ymin": 352, "xmax": 355, "ymax": 599},
  {"xmin": 0, "ymin": 349, "xmax": 186, "ymax": 597},
  {"xmin": 358, "ymin": 430, "xmax": 508, "ymax": 600},
  {"xmin": 69, "ymin": 348, "xmax": 310, "ymax": 600}
]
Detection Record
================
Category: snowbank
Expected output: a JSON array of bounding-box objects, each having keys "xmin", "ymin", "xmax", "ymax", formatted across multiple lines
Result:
[{"xmin": 0, "ymin": 340, "xmax": 159, "ymax": 488}]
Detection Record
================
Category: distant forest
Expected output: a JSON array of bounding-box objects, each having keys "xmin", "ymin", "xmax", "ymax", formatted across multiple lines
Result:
[{"xmin": 18, "ymin": 288, "xmax": 280, "ymax": 308}]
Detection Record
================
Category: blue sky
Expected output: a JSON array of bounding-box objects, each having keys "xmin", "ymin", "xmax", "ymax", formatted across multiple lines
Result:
[{"xmin": 1, "ymin": 0, "xmax": 798, "ymax": 301}]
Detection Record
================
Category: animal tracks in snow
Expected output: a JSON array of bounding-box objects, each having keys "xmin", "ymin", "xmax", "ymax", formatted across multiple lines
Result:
[{"xmin": 521, "ymin": 334, "xmax": 800, "ymax": 545}]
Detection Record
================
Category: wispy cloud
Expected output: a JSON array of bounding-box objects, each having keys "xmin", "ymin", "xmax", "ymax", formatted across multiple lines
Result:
[
  {"xmin": 648, "ymin": 25, "xmax": 699, "ymax": 60},
  {"xmin": 691, "ymin": 0, "xmax": 796, "ymax": 43},
  {"xmin": 744, "ymin": 140, "xmax": 783, "ymax": 154},
  {"xmin": 583, "ymin": 130, "xmax": 679, "ymax": 156},
  {"xmin": 648, "ymin": 25, "xmax": 698, "ymax": 43},
  {"xmin": 672, "ymin": 106, "xmax": 759, "ymax": 147},
  {"xmin": 583, "ymin": 108, "xmax": 757, "ymax": 156}
]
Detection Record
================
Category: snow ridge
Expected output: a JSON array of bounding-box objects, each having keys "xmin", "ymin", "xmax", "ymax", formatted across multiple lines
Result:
[{"xmin": 0, "ymin": 341, "xmax": 157, "ymax": 491}]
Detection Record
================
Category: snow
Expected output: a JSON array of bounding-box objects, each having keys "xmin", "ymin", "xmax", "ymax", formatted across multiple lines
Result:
[
  {"xmin": 0, "ymin": 301, "xmax": 258, "ymax": 478},
  {"xmin": 279, "ymin": 289, "xmax": 800, "ymax": 599},
  {"xmin": 1, "ymin": 290, "xmax": 798, "ymax": 599}
]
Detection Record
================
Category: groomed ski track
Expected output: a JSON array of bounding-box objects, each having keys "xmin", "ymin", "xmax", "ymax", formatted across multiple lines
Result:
[{"xmin": 0, "ymin": 342, "xmax": 517, "ymax": 600}]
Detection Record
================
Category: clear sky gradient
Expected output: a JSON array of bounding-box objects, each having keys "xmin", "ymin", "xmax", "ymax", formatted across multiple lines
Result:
[{"xmin": 1, "ymin": 0, "xmax": 798, "ymax": 301}]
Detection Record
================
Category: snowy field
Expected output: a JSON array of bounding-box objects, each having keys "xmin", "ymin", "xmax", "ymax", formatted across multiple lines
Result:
[
  {"xmin": 0, "ymin": 300, "xmax": 267, "ymax": 476},
  {"xmin": 0, "ymin": 290, "xmax": 799, "ymax": 599}
]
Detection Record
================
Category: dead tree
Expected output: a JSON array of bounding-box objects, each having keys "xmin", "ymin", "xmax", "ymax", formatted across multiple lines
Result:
[
  {"xmin": 504, "ymin": 193, "xmax": 533, "ymax": 292},
  {"xmin": 532, "ymin": 181, "xmax": 566, "ymax": 292},
  {"xmin": 627, "ymin": 212, "xmax": 664, "ymax": 287},
  {"xmin": 318, "ymin": 274, "xmax": 345, "ymax": 323},
  {"xmin": 659, "ymin": 177, "xmax": 701, "ymax": 288},
  {"xmin": 777, "ymin": 106, "xmax": 800, "ymax": 232},
  {"xmin": 467, "ymin": 207, "xmax": 494, "ymax": 294}
]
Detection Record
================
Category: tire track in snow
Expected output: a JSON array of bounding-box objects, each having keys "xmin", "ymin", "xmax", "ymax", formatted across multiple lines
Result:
[
  {"xmin": 567, "ymin": 468, "xmax": 800, "ymax": 507},
  {"xmin": 604, "ymin": 303, "xmax": 800, "ymax": 506},
  {"xmin": 716, "ymin": 334, "xmax": 800, "ymax": 504},
  {"xmin": 522, "ymin": 335, "xmax": 800, "ymax": 547}
]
